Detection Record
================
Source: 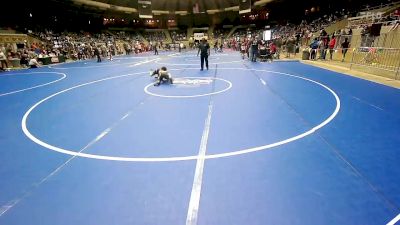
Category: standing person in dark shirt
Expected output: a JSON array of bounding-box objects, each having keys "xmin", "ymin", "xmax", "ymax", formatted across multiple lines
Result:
[
  {"xmin": 197, "ymin": 38, "xmax": 210, "ymax": 71},
  {"xmin": 341, "ymin": 38, "xmax": 350, "ymax": 62},
  {"xmin": 154, "ymin": 42, "xmax": 159, "ymax": 55},
  {"xmin": 94, "ymin": 47, "xmax": 101, "ymax": 63},
  {"xmin": 250, "ymin": 38, "xmax": 260, "ymax": 62},
  {"xmin": 214, "ymin": 41, "xmax": 218, "ymax": 53}
]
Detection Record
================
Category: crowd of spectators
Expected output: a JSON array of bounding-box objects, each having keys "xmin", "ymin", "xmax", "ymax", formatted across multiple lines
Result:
[
  {"xmin": 221, "ymin": 2, "xmax": 399, "ymax": 63},
  {"xmin": 0, "ymin": 41, "xmax": 65, "ymax": 71},
  {"xmin": 0, "ymin": 30, "xmax": 154, "ymax": 71},
  {"xmin": 142, "ymin": 31, "xmax": 166, "ymax": 42},
  {"xmin": 213, "ymin": 29, "xmax": 230, "ymax": 39},
  {"xmin": 170, "ymin": 30, "xmax": 187, "ymax": 42},
  {"xmin": 30, "ymin": 30, "xmax": 120, "ymax": 58},
  {"xmin": 349, "ymin": 10, "xmax": 400, "ymax": 29},
  {"xmin": 1, "ymin": 1, "xmax": 399, "ymax": 71}
]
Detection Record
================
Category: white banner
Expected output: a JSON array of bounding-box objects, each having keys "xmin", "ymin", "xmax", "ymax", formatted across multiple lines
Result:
[{"xmin": 193, "ymin": 33, "xmax": 205, "ymax": 40}]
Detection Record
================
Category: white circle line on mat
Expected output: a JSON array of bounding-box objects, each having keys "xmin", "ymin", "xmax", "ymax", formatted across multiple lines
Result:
[
  {"xmin": 144, "ymin": 76, "xmax": 232, "ymax": 98},
  {"xmin": 155, "ymin": 59, "xmax": 242, "ymax": 66},
  {"xmin": 0, "ymin": 72, "xmax": 67, "ymax": 97},
  {"xmin": 21, "ymin": 68, "xmax": 340, "ymax": 162},
  {"xmin": 169, "ymin": 53, "xmax": 228, "ymax": 58},
  {"xmin": 184, "ymin": 57, "xmax": 220, "ymax": 62},
  {"xmin": 51, "ymin": 57, "xmax": 157, "ymax": 69}
]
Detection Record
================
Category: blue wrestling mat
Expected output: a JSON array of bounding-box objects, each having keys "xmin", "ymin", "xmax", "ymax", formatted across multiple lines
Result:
[{"xmin": 0, "ymin": 51, "xmax": 399, "ymax": 225}]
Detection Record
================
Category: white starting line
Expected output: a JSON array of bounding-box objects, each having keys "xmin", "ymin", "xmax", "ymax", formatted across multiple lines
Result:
[{"xmin": 387, "ymin": 213, "xmax": 400, "ymax": 225}]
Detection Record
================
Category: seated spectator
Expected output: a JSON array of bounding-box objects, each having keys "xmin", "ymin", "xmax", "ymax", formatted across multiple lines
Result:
[
  {"xmin": 20, "ymin": 53, "xmax": 29, "ymax": 68},
  {"xmin": 0, "ymin": 50, "xmax": 8, "ymax": 71},
  {"xmin": 28, "ymin": 57, "xmax": 41, "ymax": 68},
  {"xmin": 269, "ymin": 42, "xmax": 277, "ymax": 54}
]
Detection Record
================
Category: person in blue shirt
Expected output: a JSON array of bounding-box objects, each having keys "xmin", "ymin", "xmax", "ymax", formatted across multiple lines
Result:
[{"xmin": 310, "ymin": 38, "xmax": 319, "ymax": 60}]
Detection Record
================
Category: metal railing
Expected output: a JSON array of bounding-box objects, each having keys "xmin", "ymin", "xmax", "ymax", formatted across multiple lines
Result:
[
  {"xmin": 303, "ymin": 47, "xmax": 400, "ymax": 80},
  {"xmin": 331, "ymin": 32, "xmax": 400, "ymax": 49},
  {"xmin": 359, "ymin": 1, "xmax": 400, "ymax": 13},
  {"xmin": 350, "ymin": 47, "xmax": 400, "ymax": 78}
]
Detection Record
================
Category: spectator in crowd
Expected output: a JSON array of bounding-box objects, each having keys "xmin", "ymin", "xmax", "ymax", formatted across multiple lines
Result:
[
  {"xmin": 269, "ymin": 41, "xmax": 277, "ymax": 55},
  {"xmin": 341, "ymin": 37, "xmax": 350, "ymax": 62},
  {"xmin": 328, "ymin": 35, "xmax": 337, "ymax": 60},
  {"xmin": 108, "ymin": 45, "xmax": 113, "ymax": 61},
  {"xmin": 94, "ymin": 47, "xmax": 101, "ymax": 63},
  {"xmin": 213, "ymin": 41, "xmax": 218, "ymax": 53},
  {"xmin": 20, "ymin": 52, "xmax": 29, "ymax": 67},
  {"xmin": 28, "ymin": 57, "xmax": 41, "ymax": 68},
  {"xmin": 286, "ymin": 36, "xmax": 296, "ymax": 58},
  {"xmin": 310, "ymin": 38, "xmax": 319, "ymax": 60},
  {"xmin": 153, "ymin": 42, "xmax": 159, "ymax": 55},
  {"xmin": 250, "ymin": 37, "xmax": 261, "ymax": 62},
  {"xmin": 0, "ymin": 44, "xmax": 5, "ymax": 54},
  {"xmin": 0, "ymin": 50, "xmax": 8, "ymax": 71},
  {"xmin": 319, "ymin": 34, "xmax": 329, "ymax": 60}
]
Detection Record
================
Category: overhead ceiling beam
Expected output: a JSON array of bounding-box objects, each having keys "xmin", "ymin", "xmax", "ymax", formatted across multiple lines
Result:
[
  {"xmin": 207, "ymin": 9, "xmax": 223, "ymax": 14},
  {"xmin": 72, "ymin": 0, "xmax": 110, "ymax": 9},
  {"xmin": 112, "ymin": 5, "xmax": 137, "ymax": 13},
  {"xmin": 72, "ymin": 0, "xmax": 267, "ymax": 15},
  {"xmin": 152, "ymin": 10, "xmax": 170, "ymax": 14},
  {"xmin": 254, "ymin": 0, "xmax": 274, "ymax": 6},
  {"xmin": 175, "ymin": 10, "xmax": 188, "ymax": 15},
  {"xmin": 225, "ymin": 6, "xmax": 240, "ymax": 11}
]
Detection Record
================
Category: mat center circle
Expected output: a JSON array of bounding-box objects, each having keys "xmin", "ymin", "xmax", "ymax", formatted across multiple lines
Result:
[{"xmin": 144, "ymin": 76, "xmax": 232, "ymax": 98}]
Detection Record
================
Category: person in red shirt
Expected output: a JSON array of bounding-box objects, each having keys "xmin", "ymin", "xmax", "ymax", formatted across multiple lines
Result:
[
  {"xmin": 394, "ymin": 9, "xmax": 400, "ymax": 17},
  {"xmin": 240, "ymin": 41, "xmax": 247, "ymax": 59},
  {"xmin": 328, "ymin": 35, "xmax": 336, "ymax": 60},
  {"xmin": 269, "ymin": 42, "xmax": 277, "ymax": 54}
]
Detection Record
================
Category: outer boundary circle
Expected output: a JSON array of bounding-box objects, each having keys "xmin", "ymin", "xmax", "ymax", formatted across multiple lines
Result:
[
  {"xmin": 144, "ymin": 76, "xmax": 232, "ymax": 98},
  {"xmin": 51, "ymin": 57, "xmax": 153, "ymax": 70},
  {"xmin": 184, "ymin": 57, "xmax": 220, "ymax": 62},
  {"xmin": 21, "ymin": 68, "xmax": 341, "ymax": 162},
  {"xmin": 169, "ymin": 53, "xmax": 228, "ymax": 58},
  {"xmin": 155, "ymin": 59, "xmax": 242, "ymax": 66},
  {"xmin": 0, "ymin": 72, "xmax": 67, "ymax": 97}
]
